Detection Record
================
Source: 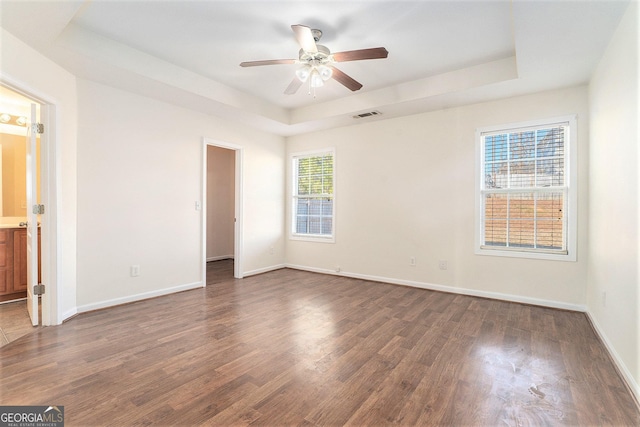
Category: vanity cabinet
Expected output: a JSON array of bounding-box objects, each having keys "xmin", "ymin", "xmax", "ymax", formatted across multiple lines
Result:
[
  {"xmin": 0, "ymin": 227, "xmax": 41, "ymax": 302},
  {"xmin": 0, "ymin": 229, "xmax": 12, "ymax": 296},
  {"xmin": 13, "ymin": 228, "xmax": 41, "ymax": 292}
]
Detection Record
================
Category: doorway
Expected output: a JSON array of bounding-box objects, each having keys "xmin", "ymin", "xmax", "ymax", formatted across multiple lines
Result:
[
  {"xmin": 0, "ymin": 85, "xmax": 42, "ymax": 335},
  {"xmin": 0, "ymin": 81, "xmax": 56, "ymax": 328},
  {"xmin": 202, "ymin": 139, "xmax": 243, "ymax": 283}
]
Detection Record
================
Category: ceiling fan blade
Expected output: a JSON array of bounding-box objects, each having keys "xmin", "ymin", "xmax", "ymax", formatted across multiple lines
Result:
[
  {"xmin": 332, "ymin": 47, "xmax": 389, "ymax": 62},
  {"xmin": 240, "ymin": 59, "xmax": 297, "ymax": 67},
  {"xmin": 291, "ymin": 24, "xmax": 317, "ymax": 53},
  {"xmin": 284, "ymin": 78, "xmax": 303, "ymax": 95},
  {"xmin": 331, "ymin": 67, "xmax": 363, "ymax": 91}
]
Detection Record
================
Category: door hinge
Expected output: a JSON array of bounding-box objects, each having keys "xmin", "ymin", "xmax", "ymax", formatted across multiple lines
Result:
[
  {"xmin": 31, "ymin": 123, "xmax": 44, "ymax": 134},
  {"xmin": 34, "ymin": 284, "xmax": 45, "ymax": 295},
  {"xmin": 33, "ymin": 204, "xmax": 45, "ymax": 214}
]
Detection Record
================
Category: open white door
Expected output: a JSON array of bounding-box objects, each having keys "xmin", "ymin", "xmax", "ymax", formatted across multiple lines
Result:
[{"xmin": 26, "ymin": 103, "xmax": 39, "ymax": 326}]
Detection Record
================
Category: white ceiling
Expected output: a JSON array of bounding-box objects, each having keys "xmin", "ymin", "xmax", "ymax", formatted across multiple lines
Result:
[{"xmin": 0, "ymin": 0, "xmax": 630, "ymax": 136}]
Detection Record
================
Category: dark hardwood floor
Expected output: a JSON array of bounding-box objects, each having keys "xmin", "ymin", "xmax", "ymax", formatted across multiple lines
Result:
[{"xmin": 1, "ymin": 259, "xmax": 638, "ymax": 426}]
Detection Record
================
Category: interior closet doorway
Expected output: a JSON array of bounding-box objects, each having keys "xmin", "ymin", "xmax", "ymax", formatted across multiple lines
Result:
[{"xmin": 202, "ymin": 139, "xmax": 243, "ymax": 283}]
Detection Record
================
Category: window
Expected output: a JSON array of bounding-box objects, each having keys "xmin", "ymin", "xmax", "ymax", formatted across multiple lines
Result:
[
  {"xmin": 291, "ymin": 150, "xmax": 335, "ymax": 241},
  {"xmin": 476, "ymin": 116, "xmax": 577, "ymax": 261}
]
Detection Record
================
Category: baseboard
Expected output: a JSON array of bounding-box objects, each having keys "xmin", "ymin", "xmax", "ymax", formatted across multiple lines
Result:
[
  {"xmin": 586, "ymin": 311, "xmax": 640, "ymax": 408},
  {"xmin": 70, "ymin": 264, "xmax": 283, "ymax": 316},
  {"xmin": 76, "ymin": 281, "xmax": 204, "ymax": 314},
  {"xmin": 243, "ymin": 264, "xmax": 286, "ymax": 277},
  {"xmin": 0, "ymin": 297, "xmax": 26, "ymax": 305},
  {"xmin": 284, "ymin": 264, "xmax": 587, "ymax": 312},
  {"xmin": 60, "ymin": 307, "xmax": 79, "ymax": 324},
  {"xmin": 207, "ymin": 255, "xmax": 234, "ymax": 262}
]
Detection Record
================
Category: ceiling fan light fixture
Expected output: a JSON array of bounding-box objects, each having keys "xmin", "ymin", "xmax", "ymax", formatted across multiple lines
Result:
[
  {"xmin": 317, "ymin": 64, "xmax": 333, "ymax": 81},
  {"xmin": 295, "ymin": 66, "xmax": 311, "ymax": 82},
  {"xmin": 310, "ymin": 69, "xmax": 324, "ymax": 88}
]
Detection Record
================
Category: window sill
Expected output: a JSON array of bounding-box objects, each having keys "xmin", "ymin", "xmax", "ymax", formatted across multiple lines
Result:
[
  {"xmin": 475, "ymin": 246, "xmax": 576, "ymax": 262},
  {"xmin": 290, "ymin": 234, "xmax": 335, "ymax": 244}
]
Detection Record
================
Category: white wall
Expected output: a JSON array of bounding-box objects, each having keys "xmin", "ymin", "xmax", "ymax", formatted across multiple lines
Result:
[
  {"xmin": 76, "ymin": 80, "xmax": 285, "ymax": 310},
  {"xmin": 4, "ymin": 11, "xmax": 637, "ymax": 403},
  {"xmin": 287, "ymin": 86, "xmax": 589, "ymax": 309},
  {"xmin": 588, "ymin": 1, "xmax": 639, "ymax": 400},
  {"xmin": 207, "ymin": 145, "xmax": 235, "ymax": 260},
  {"xmin": 0, "ymin": 28, "xmax": 78, "ymax": 324}
]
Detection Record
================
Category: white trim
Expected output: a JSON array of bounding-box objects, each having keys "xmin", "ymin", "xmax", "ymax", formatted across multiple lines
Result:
[
  {"xmin": 585, "ymin": 311, "xmax": 640, "ymax": 407},
  {"xmin": 243, "ymin": 264, "xmax": 286, "ymax": 277},
  {"xmin": 60, "ymin": 307, "xmax": 77, "ymax": 322},
  {"xmin": 76, "ymin": 281, "xmax": 203, "ymax": 313},
  {"xmin": 290, "ymin": 147, "xmax": 336, "ymax": 158},
  {"xmin": 289, "ymin": 234, "xmax": 336, "ymax": 243},
  {"xmin": 206, "ymin": 255, "xmax": 234, "ymax": 262},
  {"xmin": 202, "ymin": 138, "xmax": 244, "ymax": 280},
  {"xmin": 479, "ymin": 117, "xmax": 574, "ymax": 135},
  {"xmin": 0, "ymin": 297, "xmax": 26, "ymax": 305},
  {"xmin": 285, "ymin": 263, "xmax": 587, "ymax": 312},
  {"xmin": 40, "ymin": 104, "xmax": 57, "ymax": 325},
  {"xmin": 475, "ymin": 114, "xmax": 578, "ymax": 262},
  {"xmin": 476, "ymin": 246, "xmax": 572, "ymax": 261}
]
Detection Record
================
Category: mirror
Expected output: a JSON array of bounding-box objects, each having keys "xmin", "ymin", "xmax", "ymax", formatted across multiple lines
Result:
[
  {"xmin": 0, "ymin": 133, "xmax": 40, "ymax": 218},
  {"xmin": 0, "ymin": 85, "xmax": 40, "ymax": 221}
]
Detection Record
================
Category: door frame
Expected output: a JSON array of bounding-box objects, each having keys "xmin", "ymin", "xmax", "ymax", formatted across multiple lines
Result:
[
  {"xmin": 1, "ymin": 77, "xmax": 58, "ymax": 326},
  {"xmin": 25, "ymin": 103, "xmax": 39, "ymax": 325},
  {"xmin": 202, "ymin": 138, "xmax": 243, "ymax": 281}
]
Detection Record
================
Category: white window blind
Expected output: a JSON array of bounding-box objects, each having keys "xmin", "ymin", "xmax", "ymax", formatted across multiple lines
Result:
[
  {"xmin": 292, "ymin": 151, "xmax": 334, "ymax": 240},
  {"xmin": 477, "ymin": 117, "xmax": 577, "ymax": 260}
]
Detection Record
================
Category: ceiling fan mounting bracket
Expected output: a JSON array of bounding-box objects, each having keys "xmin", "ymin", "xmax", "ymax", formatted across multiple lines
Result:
[{"xmin": 311, "ymin": 29, "xmax": 323, "ymax": 42}]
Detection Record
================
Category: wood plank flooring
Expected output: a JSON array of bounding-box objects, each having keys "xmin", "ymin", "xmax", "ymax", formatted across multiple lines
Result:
[{"xmin": 1, "ymin": 260, "xmax": 639, "ymax": 426}]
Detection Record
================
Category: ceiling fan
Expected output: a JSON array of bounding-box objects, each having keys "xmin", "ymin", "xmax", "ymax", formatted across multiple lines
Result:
[{"xmin": 240, "ymin": 24, "xmax": 389, "ymax": 95}]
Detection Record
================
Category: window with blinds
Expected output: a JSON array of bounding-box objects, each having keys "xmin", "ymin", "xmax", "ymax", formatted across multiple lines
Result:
[
  {"xmin": 292, "ymin": 150, "xmax": 334, "ymax": 241},
  {"xmin": 476, "ymin": 116, "xmax": 577, "ymax": 261}
]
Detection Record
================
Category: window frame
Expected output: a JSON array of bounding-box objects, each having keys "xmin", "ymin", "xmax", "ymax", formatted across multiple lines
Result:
[
  {"xmin": 475, "ymin": 115, "xmax": 577, "ymax": 261},
  {"xmin": 290, "ymin": 148, "xmax": 336, "ymax": 243}
]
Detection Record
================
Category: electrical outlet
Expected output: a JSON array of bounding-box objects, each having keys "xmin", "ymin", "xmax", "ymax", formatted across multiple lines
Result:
[
  {"xmin": 131, "ymin": 265, "xmax": 140, "ymax": 277},
  {"xmin": 335, "ymin": 265, "xmax": 341, "ymax": 273},
  {"xmin": 438, "ymin": 260, "xmax": 448, "ymax": 270},
  {"xmin": 269, "ymin": 246, "xmax": 274, "ymax": 255},
  {"xmin": 409, "ymin": 256, "xmax": 416, "ymax": 266}
]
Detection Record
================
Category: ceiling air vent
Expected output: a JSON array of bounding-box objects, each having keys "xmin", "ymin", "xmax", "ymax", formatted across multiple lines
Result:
[{"xmin": 353, "ymin": 110, "xmax": 382, "ymax": 119}]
